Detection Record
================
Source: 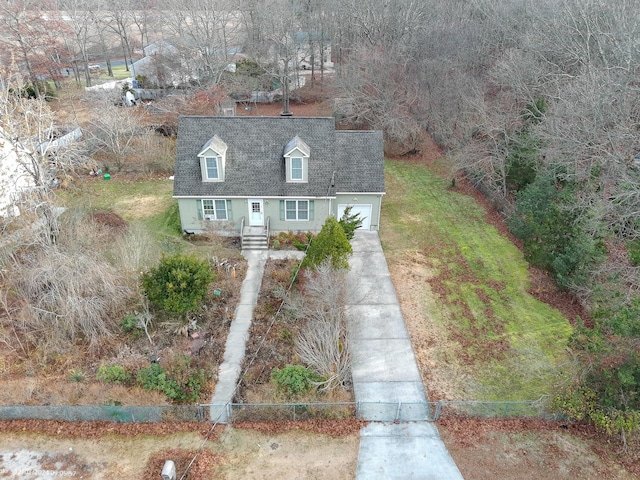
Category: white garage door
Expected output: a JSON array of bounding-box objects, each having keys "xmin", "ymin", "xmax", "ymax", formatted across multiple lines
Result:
[{"xmin": 337, "ymin": 204, "xmax": 372, "ymax": 230}]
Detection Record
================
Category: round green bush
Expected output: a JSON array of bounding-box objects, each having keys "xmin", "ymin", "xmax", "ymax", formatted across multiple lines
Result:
[{"xmin": 142, "ymin": 254, "xmax": 215, "ymax": 314}]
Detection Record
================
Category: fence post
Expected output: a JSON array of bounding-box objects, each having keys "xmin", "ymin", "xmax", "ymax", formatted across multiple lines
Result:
[
  {"xmin": 395, "ymin": 402, "xmax": 402, "ymax": 422},
  {"xmin": 227, "ymin": 403, "xmax": 232, "ymax": 423},
  {"xmin": 435, "ymin": 401, "xmax": 442, "ymax": 421}
]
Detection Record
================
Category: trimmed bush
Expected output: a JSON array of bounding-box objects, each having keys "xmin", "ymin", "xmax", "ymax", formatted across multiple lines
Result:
[
  {"xmin": 301, "ymin": 217, "xmax": 352, "ymax": 270},
  {"xmin": 339, "ymin": 206, "xmax": 363, "ymax": 240},
  {"xmin": 142, "ymin": 254, "xmax": 215, "ymax": 314}
]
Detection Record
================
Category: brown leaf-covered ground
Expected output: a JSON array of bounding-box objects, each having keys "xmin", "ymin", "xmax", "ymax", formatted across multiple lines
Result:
[{"xmin": 438, "ymin": 417, "xmax": 639, "ymax": 479}]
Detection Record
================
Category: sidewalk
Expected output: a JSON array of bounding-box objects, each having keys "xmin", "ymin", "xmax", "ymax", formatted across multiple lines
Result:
[{"xmin": 346, "ymin": 231, "xmax": 463, "ymax": 479}]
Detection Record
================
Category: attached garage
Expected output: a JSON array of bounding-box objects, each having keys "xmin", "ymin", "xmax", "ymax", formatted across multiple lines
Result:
[{"xmin": 337, "ymin": 204, "xmax": 372, "ymax": 230}]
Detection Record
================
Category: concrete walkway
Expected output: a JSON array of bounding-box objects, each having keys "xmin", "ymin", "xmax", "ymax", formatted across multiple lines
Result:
[
  {"xmin": 209, "ymin": 249, "xmax": 304, "ymax": 423},
  {"xmin": 347, "ymin": 231, "xmax": 463, "ymax": 479}
]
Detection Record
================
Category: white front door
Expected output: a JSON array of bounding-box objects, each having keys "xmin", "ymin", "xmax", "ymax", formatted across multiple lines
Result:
[{"xmin": 248, "ymin": 199, "xmax": 264, "ymax": 226}]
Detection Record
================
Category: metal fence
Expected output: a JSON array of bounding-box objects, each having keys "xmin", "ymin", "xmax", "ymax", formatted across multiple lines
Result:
[
  {"xmin": 211, "ymin": 398, "xmax": 558, "ymax": 423},
  {"xmin": 228, "ymin": 402, "xmax": 357, "ymax": 422},
  {"xmin": 0, "ymin": 405, "xmax": 208, "ymax": 423},
  {"xmin": 0, "ymin": 398, "xmax": 562, "ymax": 423}
]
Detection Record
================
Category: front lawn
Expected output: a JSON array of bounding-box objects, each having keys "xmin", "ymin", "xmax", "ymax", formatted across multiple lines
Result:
[{"xmin": 380, "ymin": 159, "xmax": 573, "ymax": 401}]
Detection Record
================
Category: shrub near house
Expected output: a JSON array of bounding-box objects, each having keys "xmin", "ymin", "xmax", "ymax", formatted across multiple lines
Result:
[{"xmin": 301, "ymin": 216, "xmax": 352, "ymax": 270}]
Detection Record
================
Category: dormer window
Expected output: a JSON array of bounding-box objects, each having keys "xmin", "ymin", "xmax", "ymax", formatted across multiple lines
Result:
[
  {"xmin": 284, "ymin": 136, "xmax": 310, "ymax": 183},
  {"xmin": 198, "ymin": 135, "xmax": 227, "ymax": 182},
  {"xmin": 205, "ymin": 156, "xmax": 220, "ymax": 180},
  {"xmin": 291, "ymin": 157, "xmax": 303, "ymax": 180}
]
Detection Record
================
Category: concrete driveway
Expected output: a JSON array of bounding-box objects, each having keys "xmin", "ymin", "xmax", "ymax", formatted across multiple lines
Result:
[{"xmin": 346, "ymin": 231, "xmax": 463, "ymax": 479}]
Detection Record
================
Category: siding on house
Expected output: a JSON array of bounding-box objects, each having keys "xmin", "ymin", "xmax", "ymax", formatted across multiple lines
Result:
[{"xmin": 178, "ymin": 197, "xmax": 335, "ymax": 233}]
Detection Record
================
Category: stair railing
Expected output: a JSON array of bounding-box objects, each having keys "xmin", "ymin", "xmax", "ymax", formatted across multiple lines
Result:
[
  {"xmin": 240, "ymin": 216, "xmax": 245, "ymax": 249},
  {"xmin": 265, "ymin": 216, "xmax": 270, "ymax": 249}
]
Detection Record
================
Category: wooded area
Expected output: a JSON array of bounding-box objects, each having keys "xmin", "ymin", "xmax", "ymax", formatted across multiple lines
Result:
[{"xmin": 1, "ymin": 0, "xmax": 640, "ymax": 443}]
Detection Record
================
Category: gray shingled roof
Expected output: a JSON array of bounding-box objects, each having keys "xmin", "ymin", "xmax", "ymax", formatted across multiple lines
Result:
[
  {"xmin": 284, "ymin": 135, "xmax": 310, "ymax": 157},
  {"xmin": 173, "ymin": 116, "xmax": 384, "ymax": 198},
  {"xmin": 198, "ymin": 134, "xmax": 227, "ymax": 156},
  {"xmin": 334, "ymin": 130, "xmax": 385, "ymax": 193}
]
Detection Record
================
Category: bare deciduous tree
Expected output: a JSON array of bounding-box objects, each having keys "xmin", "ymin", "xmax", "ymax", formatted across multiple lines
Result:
[
  {"xmin": 291, "ymin": 261, "xmax": 351, "ymax": 391},
  {"xmin": 1, "ymin": 72, "xmax": 64, "ymax": 244},
  {"xmin": 162, "ymin": 0, "xmax": 242, "ymax": 86},
  {"xmin": 85, "ymin": 94, "xmax": 145, "ymax": 169},
  {"xmin": 0, "ymin": 0, "xmax": 71, "ymax": 94},
  {"xmin": 56, "ymin": 0, "xmax": 102, "ymax": 87}
]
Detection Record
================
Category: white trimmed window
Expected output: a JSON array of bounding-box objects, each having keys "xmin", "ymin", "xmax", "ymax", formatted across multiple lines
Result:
[
  {"xmin": 202, "ymin": 199, "xmax": 228, "ymax": 220},
  {"xmin": 285, "ymin": 200, "xmax": 309, "ymax": 220},
  {"xmin": 205, "ymin": 157, "xmax": 220, "ymax": 180},
  {"xmin": 284, "ymin": 136, "xmax": 310, "ymax": 183},
  {"xmin": 290, "ymin": 157, "xmax": 303, "ymax": 181},
  {"xmin": 198, "ymin": 135, "xmax": 227, "ymax": 182}
]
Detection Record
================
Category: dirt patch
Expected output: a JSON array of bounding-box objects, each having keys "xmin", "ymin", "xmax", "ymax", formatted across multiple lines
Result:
[
  {"xmin": 236, "ymin": 99, "xmax": 332, "ymax": 118},
  {"xmin": 236, "ymin": 82, "xmax": 335, "ymax": 118},
  {"xmin": 0, "ymin": 420, "xmax": 361, "ymax": 480},
  {"xmin": 89, "ymin": 211, "xmax": 128, "ymax": 231},
  {"xmin": 214, "ymin": 426, "xmax": 359, "ymax": 480},
  {"xmin": 438, "ymin": 417, "xmax": 638, "ymax": 479}
]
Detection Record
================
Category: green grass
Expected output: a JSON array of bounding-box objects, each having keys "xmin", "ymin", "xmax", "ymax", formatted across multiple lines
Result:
[
  {"xmin": 59, "ymin": 177, "xmax": 183, "ymax": 245},
  {"xmin": 96, "ymin": 65, "xmax": 133, "ymax": 81},
  {"xmin": 58, "ymin": 176, "xmax": 241, "ymax": 259},
  {"xmin": 380, "ymin": 159, "xmax": 573, "ymax": 400}
]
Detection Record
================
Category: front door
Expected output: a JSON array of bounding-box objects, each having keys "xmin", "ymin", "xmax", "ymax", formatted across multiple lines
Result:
[{"xmin": 248, "ymin": 199, "xmax": 264, "ymax": 226}]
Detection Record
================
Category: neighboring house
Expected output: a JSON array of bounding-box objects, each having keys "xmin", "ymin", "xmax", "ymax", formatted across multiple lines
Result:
[
  {"xmin": 173, "ymin": 116, "xmax": 385, "ymax": 241},
  {"xmin": 132, "ymin": 40, "xmax": 241, "ymax": 88},
  {"xmin": 132, "ymin": 40, "xmax": 190, "ymax": 88}
]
